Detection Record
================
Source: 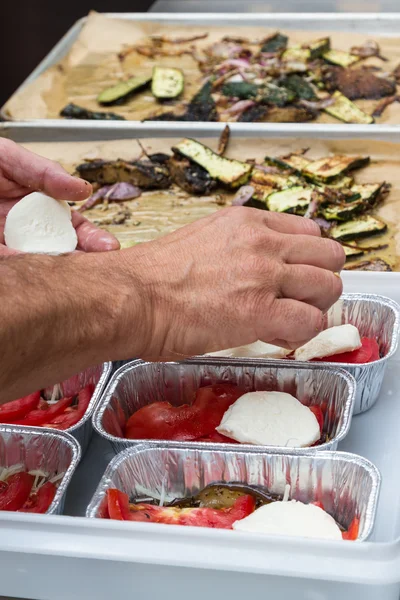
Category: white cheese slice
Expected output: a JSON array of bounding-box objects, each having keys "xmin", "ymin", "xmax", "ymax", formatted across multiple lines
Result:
[
  {"xmin": 232, "ymin": 499, "xmax": 343, "ymax": 541},
  {"xmin": 4, "ymin": 191, "xmax": 78, "ymax": 255},
  {"xmin": 206, "ymin": 341, "xmax": 291, "ymax": 359},
  {"xmin": 294, "ymin": 324, "xmax": 361, "ymax": 362},
  {"xmin": 216, "ymin": 391, "xmax": 320, "ymax": 447}
]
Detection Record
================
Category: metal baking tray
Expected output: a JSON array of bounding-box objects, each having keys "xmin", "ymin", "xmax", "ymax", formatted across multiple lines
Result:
[
  {"xmin": 93, "ymin": 360, "xmax": 355, "ymax": 454},
  {"xmin": 3, "ymin": 12, "xmax": 400, "ymax": 132},
  {"xmin": 196, "ymin": 294, "xmax": 400, "ymax": 415},
  {"xmin": 86, "ymin": 443, "xmax": 380, "ymax": 542},
  {"xmin": 0, "ymin": 425, "xmax": 80, "ymax": 515},
  {"xmin": 19, "ymin": 363, "xmax": 112, "ymax": 456}
]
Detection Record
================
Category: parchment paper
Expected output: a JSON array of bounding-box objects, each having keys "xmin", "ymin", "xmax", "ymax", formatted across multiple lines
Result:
[
  {"xmin": 19, "ymin": 135, "xmax": 400, "ymax": 270},
  {"xmin": 4, "ymin": 12, "xmax": 400, "ymax": 124}
]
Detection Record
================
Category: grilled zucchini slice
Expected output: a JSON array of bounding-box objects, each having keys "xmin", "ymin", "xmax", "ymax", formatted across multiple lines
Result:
[
  {"xmin": 266, "ymin": 186, "xmax": 313, "ymax": 214},
  {"xmin": 173, "ymin": 139, "xmax": 252, "ymax": 187},
  {"xmin": 251, "ymin": 183, "xmax": 276, "ymax": 203},
  {"xmin": 308, "ymin": 37, "xmax": 331, "ymax": 59},
  {"xmin": 221, "ymin": 82, "xmax": 259, "ymax": 99},
  {"xmin": 281, "ymin": 46, "xmax": 311, "ymax": 63},
  {"xmin": 151, "ymin": 67, "xmax": 184, "ymax": 99},
  {"xmin": 261, "ymin": 33, "xmax": 288, "ymax": 53},
  {"xmin": 303, "ymin": 155, "xmax": 370, "ymax": 183},
  {"xmin": 343, "ymin": 245, "xmax": 365, "ymax": 259},
  {"xmin": 350, "ymin": 183, "xmax": 385, "ymax": 205},
  {"xmin": 322, "ymin": 200, "xmax": 365, "ymax": 221},
  {"xmin": 324, "ymin": 91, "xmax": 374, "ymax": 124},
  {"xmin": 281, "ymin": 74, "xmax": 316, "ymax": 101},
  {"xmin": 323, "ymin": 175, "xmax": 354, "ymax": 189},
  {"xmin": 251, "ymin": 170, "xmax": 293, "ymax": 188},
  {"xmin": 323, "ymin": 50, "xmax": 360, "ymax": 68},
  {"xmin": 265, "ymin": 153, "xmax": 312, "ymax": 175},
  {"xmin": 97, "ymin": 75, "xmax": 151, "ymax": 106},
  {"xmin": 330, "ymin": 216, "xmax": 387, "ymax": 241}
]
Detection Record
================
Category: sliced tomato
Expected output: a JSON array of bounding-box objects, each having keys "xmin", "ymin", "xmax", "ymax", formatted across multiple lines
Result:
[
  {"xmin": 0, "ymin": 392, "xmax": 41, "ymax": 423},
  {"xmin": 193, "ymin": 384, "xmax": 244, "ymax": 436},
  {"xmin": 0, "ymin": 473, "xmax": 34, "ymax": 511},
  {"xmin": 107, "ymin": 489, "xmax": 131, "ymax": 520},
  {"xmin": 309, "ymin": 406, "xmax": 324, "ymax": 433},
  {"xmin": 13, "ymin": 397, "xmax": 73, "ymax": 427},
  {"xmin": 315, "ymin": 337, "xmax": 380, "ymax": 364},
  {"xmin": 196, "ymin": 431, "xmax": 239, "ymax": 443},
  {"xmin": 44, "ymin": 384, "xmax": 94, "ymax": 430},
  {"xmin": 19, "ymin": 481, "xmax": 57, "ymax": 513},
  {"xmin": 342, "ymin": 516, "xmax": 360, "ymax": 540},
  {"xmin": 126, "ymin": 494, "xmax": 255, "ymax": 529}
]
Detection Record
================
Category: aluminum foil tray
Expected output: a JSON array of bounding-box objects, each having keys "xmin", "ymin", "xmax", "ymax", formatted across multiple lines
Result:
[
  {"xmin": 0, "ymin": 425, "xmax": 80, "ymax": 515},
  {"xmin": 93, "ymin": 360, "xmax": 355, "ymax": 454},
  {"xmin": 86, "ymin": 444, "xmax": 380, "ymax": 542}
]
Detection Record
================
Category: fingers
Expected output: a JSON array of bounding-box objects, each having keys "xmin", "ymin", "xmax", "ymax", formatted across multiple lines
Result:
[
  {"xmin": 0, "ymin": 138, "xmax": 92, "ymax": 202},
  {"xmin": 72, "ymin": 211, "xmax": 120, "ymax": 252},
  {"xmin": 283, "ymin": 234, "xmax": 346, "ymax": 271},
  {"xmin": 262, "ymin": 211, "xmax": 322, "ymax": 237},
  {"xmin": 280, "ymin": 264, "xmax": 343, "ymax": 311},
  {"xmin": 264, "ymin": 299, "xmax": 324, "ymax": 346}
]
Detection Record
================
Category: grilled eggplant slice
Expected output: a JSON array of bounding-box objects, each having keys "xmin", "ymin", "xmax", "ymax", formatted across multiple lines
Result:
[
  {"xmin": 323, "ymin": 50, "xmax": 360, "ymax": 68},
  {"xmin": 221, "ymin": 82, "xmax": 259, "ymax": 99},
  {"xmin": 151, "ymin": 67, "xmax": 184, "ymax": 99},
  {"xmin": 260, "ymin": 83, "xmax": 296, "ymax": 107},
  {"xmin": 266, "ymin": 186, "xmax": 313, "ymax": 214},
  {"xmin": 75, "ymin": 159, "xmax": 171, "ymax": 189},
  {"xmin": 261, "ymin": 33, "xmax": 288, "ymax": 53},
  {"xmin": 322, "ymin": 66, "xmax": 396, "ymax": 100},
  {"xmin": 308, "ymin": 37, "xmax": 331, "ymax": 60},
  {"xmin": 60, "ymin": 103, "xmax": 126, "ymax": 120},
  {"xmin": 324, "ymin": 91, "xmax": 374, "ymax": 124},
  {"xmin": 168, "ymin": 155, "xmax": 216, "ymax": 195},
  {"xmin": 281, "ymin": 74, "xmax": 317, "ymax": 101},
  {"xmin": 263, "ymin": 104, "xmax": 316, "ymax": 123},
  {"xmin": 237, "ymin": 105, "xmax": 268, "ymax": 122},
  {"xmin": 303, "ymin": 154, "xmax": 370, "ymax": 183},
  {"xmin": 97, "ymin": 75, "xmax": 151, "ymax": 106},
  {"xmin": 173, "ymin": 139, "xmax": 252, "ymax": 187},
  {"xmin": 185, "ymin": 81, "xmax": 218, "ymax": 122},
  {"xmin": 330, "ymin": 216, "xmax": 387, "ymax": 241}
]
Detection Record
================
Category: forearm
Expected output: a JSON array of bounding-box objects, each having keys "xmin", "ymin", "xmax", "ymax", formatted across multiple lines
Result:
[{"xmin": 0, "ymin": 250, "xmax": 144, "ymax": 402}]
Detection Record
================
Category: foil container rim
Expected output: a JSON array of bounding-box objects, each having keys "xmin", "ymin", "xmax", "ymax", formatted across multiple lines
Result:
[
  {"xmin": 86, "ymin": 445, "xmax": 381, "ymax": 542},
  {"xmin": 93, "ymin": 360, "xmax": 356, "ymax": 453},
  {"xmin": 0, "ymin": 424, "xmax": 81, "ymax": 515}
]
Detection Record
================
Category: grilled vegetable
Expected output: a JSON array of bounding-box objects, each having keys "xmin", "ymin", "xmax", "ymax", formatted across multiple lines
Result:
[
  {"xmin": 323, "ymin": 50, "xmax": 360, "ymax": 68},
  {"xmin": 324, "ymin": 91, "xmax": 374, "ymax": 124},
  {"xmin": 251, "ymin": 169, "xmax": 293, "ymax": 189},
  {"xmin": 350, "ymin": 182, "xmax": 386, "ymax": 205},
  {"xmin": 266, "ymin": 186, "xmax": 313, "ymax": 214},
  {"xmin": 322, "ymin": 200, "xmax": 366, "ymax": 221},
  {"xmin": 251, "ymin": 184, "xmax": 275, "ymax": 203},
  {"xmin": 330, "ymin": 216, "xmax": 387, "ymax": 241},
  {"xmin": 97, "ymin": 75, "xmax": 151, "ymax": 106},
  {"xmin": 151, "ymin": 67, "xmax": 184, "ymax": 99},
  {"xmin": 60, "ymin": 104, "xmax": 126, "ymax": 120},
  {"xmin": 303, "ymin": 155, "xmax": 370, "ymax": 183},
  {"xmin": 281, "ymin": 74, "xmax": 316, "ymax": 101},
  {"xmin": 308, "ymin": 37, "xmax": 331, "ymax": 60},
  {"xmin": 343, "ymin": 245, "xmax": 365, "ymax": 259},
  {"xmin": 261, "ymin": 33, "xmax": 288, "ymax": 53},
  {"xmin": 263, "ymin": 105, "xmax": 315, "ymax": 123},
  {"xmin": 322, "ymin": 175, "xmax": 354, "ymax": 189},
  {"xmin": 221, "ymin": 82, "xmax": 259, "ymax": 99},
  {"xmin": 345, "ymin": 258, "xmax": 392, "ymax": 271},
  {"xmin": 168, "ymin": 155, "xmax": 217, "ymax": 195},
  {"xmin": 281, "ymin": 46, "xmax": 310, "ymax": 63},
  {"xmin": 75, "ymin": 159, "xmax": 171, "ymax": 189},
  {"xmin": 322, "ymin": 67, "xmax": 396, "ymax": 100},
  {"xmin": 238, "ymin": 105, "xmax": 268, "ymax": 122},
  {"xmin": 185, "ymin": 81, "xmax": 218, "ymax": 122},
  {"xmin": 265, "ymin": 153, "xmax": 312, "ymax": 175},
  {"xmin": 260, "ymin": 83, "xmax": 296, "ymax": 107},
  {"xmin": 173, "ymin": 139, "xmax": 252, "ymax": 187}
]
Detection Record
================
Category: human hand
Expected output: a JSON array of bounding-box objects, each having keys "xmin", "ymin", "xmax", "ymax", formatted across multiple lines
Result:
[
  {"xmin": 0, "ymin": 138, "xmax": 119, "ymax": 255},
  {"xmin": 126, "ymin": 206, "xmax": 345, "ymax": 359}
]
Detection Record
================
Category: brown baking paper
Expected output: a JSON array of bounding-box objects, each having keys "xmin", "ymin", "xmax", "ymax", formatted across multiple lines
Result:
[
  {"xmin": 19, "ymin": 135, "xmax": 400, "ymax": 270},
  {"xmin": 4, "ymin": 12, "xmax": 400, "ymax": 124}
]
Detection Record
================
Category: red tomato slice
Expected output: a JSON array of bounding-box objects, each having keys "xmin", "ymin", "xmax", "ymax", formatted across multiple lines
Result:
[
  {"xmin": 314, "ymin": 337, "xmax": 380, "ymax": 364},
  {"xmin": 193, "ymin": 384, "xmax": 244, "ymax": 436},
  {"xmin": 342, "ymin": 517, "xmax": 360, "ymax": 540},
  {"xmin": 0, "ymin": 392, "xmax": 41, "ymax": 423},
  {"xmin": 126, "ymin": 494, "xmax": 255, "ymax": 529},
  {"xmin": 196, "ymin": 431, "xmax": 239, "ymax": 444},
  {"xmin": 0, "ymin": 473, "xmax": 34, "ymax": 511},
  {"xmin": 44, "ymin": 384, "xmax": 94, "ymax": 430},
  {"xmin": 107, "ymin": 489, "xmax": 131, "ymax": 520},
  {"xmin": 19, "ymin": 481, "xmax": 57, "ymax": 513},
  {"xmin": 309, "ymin": 406, "xmax": 324, "ymax": 433},
  {"xmin": 13, "ymin": 397, "xmax": 73, "ymax": 427}
]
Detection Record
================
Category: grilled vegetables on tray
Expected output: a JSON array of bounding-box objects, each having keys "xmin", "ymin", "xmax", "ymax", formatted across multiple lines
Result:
[
  {"xmin": 74, "ymin": 135, "xmax": 393, "ymax": 270},
  {"xmin": 59, "ymin": 31, "xmax": 399, "ymax": 123}
]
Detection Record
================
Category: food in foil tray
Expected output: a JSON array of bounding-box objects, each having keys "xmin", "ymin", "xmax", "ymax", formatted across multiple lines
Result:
[
  {"xmin": 0, "ymin": 464, "xmax": 63, "ymax": 513},
  {"xmin": 122, "ymin": 382, "xmax": 326, "ymax": 447},
  {"xmin": 103, "ymin": 482, "xmax": 359, "ymax": 541},
  {"xmin": 60, "ymin": 32, "xmax": 400, "ymax": 124},
  {"xmin": 73, "ymin": 135, "xmax": 393, "ymax": 271},
  {"xmin": 0, "ymin": 384, "xmax": 94, "ymax": 430}
]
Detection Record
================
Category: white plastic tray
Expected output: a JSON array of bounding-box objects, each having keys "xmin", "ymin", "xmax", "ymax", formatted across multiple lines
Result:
[{"xmin": 0, "ymin": 273, "xmax": 399, "ymax": 600}]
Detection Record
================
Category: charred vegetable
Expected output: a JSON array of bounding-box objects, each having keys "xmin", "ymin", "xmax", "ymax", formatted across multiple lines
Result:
[
  {"xmin": 97, "ymin": 75, "xmax": 151, "ymax": 106},
  {"xmin": 322, "ymin": 67, "xmax": 396, "ymax": 100},
  {"xmin": 323, "ymin": 49, "xmax": 360, "ymax": 68},
  {"xmin": 238, "ymin": 105, "xmax": 268, "ymax": 122},
  {"xmin": 266, "ymin": 186, "xmax": 313, "ymax": 214},
  {"xmin": 330, "ymin": 216, "xmax": 387, "ymax": 242},
  {"xmin": 60, "ymin": 104, "xmax": 126, "ymax": 120},
  {"xmin": 169, "ymin": 483, "xmax": 277, "ymax": 510},
  {"xmin": 151, "ymin": 67, "xmax": 184, "ymax": 99},
  {"xmin": 322, "ymin": 200, "xmax": 366, "ymax": 221},
  {"xmin": 173, "ymin": 138, "xmax": 252, "ymax": 187},
  {"xmin": 185, "ymin": 81, "xmax": 218, "ymax": 122},
  {"xmin": 281, "ymin": 74, "xmax": 316, "ymax": 101},
  {"xmin": 303, "ymin": 155, "xmax": 370, "ymax": 183},
  {"xmin": 261, "ymin": 33, "xmax": 288, "ymax": 53},
  {"xmin": 263, "ymin": 105, "xmax": 315, "ymax": 123},
  {"xmin": 324, "ymin": 91, "xmax": 374, "ymax": 124},
  {"xmin": 265, "ymin": 152, "xmax": 312, "ymax": 175},
  {"xmin": 260, "ymin": 83, "xmax": 296, "ymax": 107},
  {"xmin": 221, "ymin": 82, "xmax": 259, "ymax": 100},
  {"xmin": 75, "ymin": 159, "xmax": 171, "ymax": 189},
  {"xmin": 168, "ymin": 154, "xmax": 217, "ymax": 195},
  {"xmin": 308, "ymin": 37, "xmax": 331, "ymax": 60}
]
